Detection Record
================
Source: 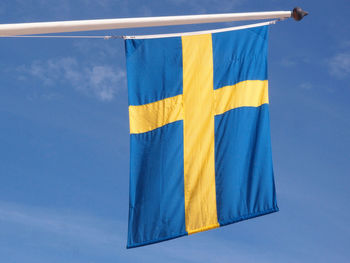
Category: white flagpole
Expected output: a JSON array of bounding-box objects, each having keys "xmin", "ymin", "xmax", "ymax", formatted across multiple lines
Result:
[
  {"xmin": 0, "ymin": 8, "xmax": 308, "ymax": 37},
  {"xmin": 124, "ymin": 20, "xmax": 278, "ymax": 40}
]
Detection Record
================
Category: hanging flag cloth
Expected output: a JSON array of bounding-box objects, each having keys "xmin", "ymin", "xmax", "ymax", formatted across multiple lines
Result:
[{"xmin": 125, "ymin": 20, "xmax": 279, "ymax": 248}]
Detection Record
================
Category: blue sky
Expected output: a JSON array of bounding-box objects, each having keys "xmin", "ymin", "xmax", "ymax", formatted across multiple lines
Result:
[{"xmin": 0, "ymin": 0, "xmax": 349, "ymax": 262}]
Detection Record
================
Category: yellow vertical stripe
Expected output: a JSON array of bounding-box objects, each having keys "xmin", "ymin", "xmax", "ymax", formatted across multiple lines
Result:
[{"xmin": 182, "ymin": 34, "xmax": 220, "ymax": 234}]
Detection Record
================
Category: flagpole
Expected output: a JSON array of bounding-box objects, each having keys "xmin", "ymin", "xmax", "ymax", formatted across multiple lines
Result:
[{"xmin": 0, "ymin": 7, "xmax": 307, "ymax": 37}]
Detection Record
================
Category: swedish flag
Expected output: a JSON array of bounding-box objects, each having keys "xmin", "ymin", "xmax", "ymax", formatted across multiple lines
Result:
[{"xmin": 125, "ymin": 25, "xmax": 278, "ymax": 248}]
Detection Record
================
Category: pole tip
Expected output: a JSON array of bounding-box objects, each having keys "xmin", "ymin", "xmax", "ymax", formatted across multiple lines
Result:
[{"xmin": 292, "ymin": 7, "xmax": 309, "ymax": 21}]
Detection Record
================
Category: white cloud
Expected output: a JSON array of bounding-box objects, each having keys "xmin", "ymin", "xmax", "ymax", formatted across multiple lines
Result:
[
  {"xmin": 329, "ymin": 52, "xmax": 350, "ymax": 78},
  {"xmin": 18, "ymin": 57, "xmax": 126, "ymax": 101},
  {"xmin": 88, "ymin": 65, "xmax": 126, "ymax": 101}
]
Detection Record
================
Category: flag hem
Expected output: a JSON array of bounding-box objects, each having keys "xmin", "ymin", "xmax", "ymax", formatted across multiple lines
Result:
[
  {"xmin": 219, "ymin": 206, "xmax": 279, "ymax": 227},
  {"xmin": 126, "ymin": 231, "xmax": 188, "ymax": 249},
  {"xmin": 126, "ymin": 207, "xmax": 279, "ymax": 249}
]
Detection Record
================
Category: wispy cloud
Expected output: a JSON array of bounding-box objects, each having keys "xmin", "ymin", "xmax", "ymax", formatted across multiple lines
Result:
[
  {"xmin": 0, "ymin": 201, "xmax": 124, "ymax": 246},
  {"xmin": 339, "ymin": 40, "xmax": 350, "ymax": 49},
  {"xmin": 299, "ymin": 82, "xmax": 313, "ymax": 90},
  {"xmin": 279, "ymin": 56, "xmax": 311, "ymax": 68},
  {"xmin": 280, "ymin": 57, "xmax": 297, "ymax": 67},
  {"xmin": 329, "ymin": 51, "xmax": 350, "ymax": 78},
  {"xmin": 0, "ymin": 201, "xmax": 262, "ymax": 262},
  {"xmin": 18, "ymin": 57, "xmax": 126, "ymax": 101}
]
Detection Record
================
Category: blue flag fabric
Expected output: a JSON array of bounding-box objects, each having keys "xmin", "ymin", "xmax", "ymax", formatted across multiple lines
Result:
[{"xmin": 125, "ymin": 25, "xmax": 278, "ymax": 248}]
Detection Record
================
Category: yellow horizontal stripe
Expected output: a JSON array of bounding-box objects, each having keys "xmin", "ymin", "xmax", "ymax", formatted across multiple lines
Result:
[
  {"xmin": 214, "ymin": 80, "xmax": 269, "ymax": 116},
  {"xmin": 129, "ymin": 94, "xmax": 183, "ymax": 134},
  {"xmin": 182, "ymin": 33, "xmax": 220, "ymax": 234}
]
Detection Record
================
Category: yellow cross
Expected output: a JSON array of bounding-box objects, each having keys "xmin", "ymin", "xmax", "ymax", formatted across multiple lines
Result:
[{"xmin": 128, "ymin": 34, "xmax": 268, "ymax": 234}]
